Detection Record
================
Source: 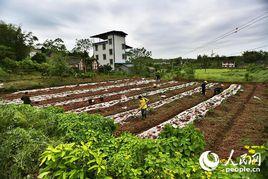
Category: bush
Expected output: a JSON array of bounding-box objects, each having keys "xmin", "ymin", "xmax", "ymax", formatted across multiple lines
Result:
[
  {"xmin": 36, "ymin": 62, "xmax": 50, "ymax": 75},
  {"xmin": 0, "ymin": 57, "xmax": 18, "ymax": 70},
  {"xmin": 182, "ymin": 66, "xmax": 195, "ymax": 79},
  {"xmin": 0, "ymin": 67, "xmax": 7, "ymax": 80},
  {"xmin": 246, "ymin": 64, "xmax": 266, "ymax": 73},
  {"xmin": 159, "ymin": 124, "xmax": 206, "ymax": 155},
  {"xmin": 77, "ymin": 71, "xmax": 96, "ymax": 78},
  {"xmin": 55, "ymin": 113, "xmax": 116, "ymax": 142},
  {"xmin": 31, "ymin": 52, "xmax": 46, "ymax": 63},
  {"xmin": 98, "ymin": 64, "xmax": 112, "ymax": 73},
  {"xmin": 0, "ymin": 45, "xmax": 15, "ymax": 60},
  {"xmin": 0, "ymin": 104, "xmax": 265, "ymax": 178},
  {"xmin": 0, "ymin": 128, "xmax": 49, "ymax": 178},
  {"xmin": 39, "ymin": 143, "xmax": 108, "ymax": 178},
  {"xmin": 39, "ymin": 125, "xmax": 207, "ymax": 179},
  {"xmin": 47, "ymin": 54, "xmax": 73, "ymax": 76},
  {"xmin": 0, "ymin": 104, "xmax": 116, "ymax": 178},
  {"xmin": 18, "ymin": 57, "xmax": 39, "ymax": 72},
  {"xmin": 244, "ymin": 72, "xmax": 253, "ymax": 82}
]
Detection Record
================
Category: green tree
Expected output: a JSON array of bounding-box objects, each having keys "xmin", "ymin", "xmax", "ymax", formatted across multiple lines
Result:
[
  {"xmin": 31, "ymin": 53, "xmax": 46, "ymax": 63},
  {"xmin": 242, "ymin": 51, "xmax": 264, "ymax": 63},
  {"xmin": 126, "ymin": 47, "xmax": 152, "ymax": 62},
  {"xmin": 47, "ymin": 54, "xmax": 72, "ymax": 76},
  {"xmin": 0, "ymin": 45, "xmax": 15, "ymax": 60},
  {"xmin": 42, "ymin": 38, "xmax": 67, "ymax": 54},
  {"xmin": 72, "ymin": 38, "xmax": 92, "ymax": 54},
  {"xmin": 0, "ymin": 21, "xmax": 38, "ymax": 60}
]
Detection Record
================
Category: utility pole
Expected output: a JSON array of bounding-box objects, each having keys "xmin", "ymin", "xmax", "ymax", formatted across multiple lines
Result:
[{"xmin": 211, "ymin": 50, "xmax": 215, "ymax": 57}]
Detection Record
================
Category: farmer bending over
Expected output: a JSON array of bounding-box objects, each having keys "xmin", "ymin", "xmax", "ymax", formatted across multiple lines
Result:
[
  {"xmin": 21, "ymin": 92, "xmax": 32, "ymax": 105},
  {"xmin": 201, "ymin": 81, "xmax": 207, "ymax": 95},
  {"xmin": 138, "ymin": 96, "xmax": 149, "ymax": 119},
  {"xmin": 156, "ymin": 72, "xmax": 161, "ymax": 82}
]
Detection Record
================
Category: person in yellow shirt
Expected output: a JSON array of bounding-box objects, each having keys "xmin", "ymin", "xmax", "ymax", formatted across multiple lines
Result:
[{"xmin": 138, "ymin": 96, "xmax": 149, "ymax": 119}]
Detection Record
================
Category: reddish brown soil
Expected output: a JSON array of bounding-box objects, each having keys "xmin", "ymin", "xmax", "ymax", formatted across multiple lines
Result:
[
  {"xmin": 61, "ymin": 81, "xmax": 184, "ymax": 111},
  {"xmin": 93, "ymin": 83, "xmax": 200, "ymax": 116},
  {"xmin": 195, "ymin": 84, "xmax": 268, "ymax": 158},
  {"xmin": 114, "ymin": 84, "xmax": 230, "ymax": 136},
  {"xmin": 35, "ymin": 81, "xmax": 160, "ymax": 105}
]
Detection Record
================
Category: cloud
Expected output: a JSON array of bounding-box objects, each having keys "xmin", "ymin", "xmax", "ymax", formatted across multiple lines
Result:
[{"xmin": 0, "ymin": 0, "xmax": 267, "ymax": 58}]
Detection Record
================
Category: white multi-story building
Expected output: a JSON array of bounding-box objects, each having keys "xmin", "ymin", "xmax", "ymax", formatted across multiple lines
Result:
[{"xmin": 91, "ymin": 31, "xmax": 132, "ymax": 70}]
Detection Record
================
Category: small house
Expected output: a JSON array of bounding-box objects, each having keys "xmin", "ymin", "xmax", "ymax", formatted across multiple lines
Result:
[
  {"xmin": 91, "ymin": 58, "xmax": 99, "ymax": 71},
  {"xmin": 68, "ymin": 57, "xmax": 87, "ymax": 72},
  {"xmin": 115, "ymin": 63, "xmax": 134, "ymax": 73},
  {"xmin": 222, "ymin": 61, "xmax": 235, "ymax": 68},
  {"xmin": 91, "ymin": 31, "xmax": 132, "ymax": 70}
]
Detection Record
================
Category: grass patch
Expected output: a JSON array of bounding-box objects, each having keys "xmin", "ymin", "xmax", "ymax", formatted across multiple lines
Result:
[{"xmin": 194, "ymin": 68, "xmax": 268, "ymax": 82}]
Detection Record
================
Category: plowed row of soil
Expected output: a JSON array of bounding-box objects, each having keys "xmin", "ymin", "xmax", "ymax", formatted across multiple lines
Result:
[
  {"xmin": 62, "ymin": 81, "xmax": 185, "ymax": 111},
  {"xmin": 195, "ymin": 84, "xmax": 268, "ymax": 158},
  {"xmin": 114, "ymin": 84, "xmax": 230, "ymax": 136},
  {"xmin": 91, "ymin": 83, "xmax": 200, "ymax": 116},
  {"xmin": 3, "ymin": 78, "xmax": 141, "ymax": 99},
  {"xmin": 35, "ymin": 81, "xmax": 161, "ymax": 106}
]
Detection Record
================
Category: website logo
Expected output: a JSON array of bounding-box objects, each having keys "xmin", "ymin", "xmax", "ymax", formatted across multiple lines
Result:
[{"xmin": 199, "ymin": 151, "xmax": 220, "ymax": 171}]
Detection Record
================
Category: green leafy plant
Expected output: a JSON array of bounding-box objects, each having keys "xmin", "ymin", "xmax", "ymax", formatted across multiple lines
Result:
[
  {"xmin": 39, "ymin": 142, "xmax": 108, "ymax": 179},
  {"xmin": 0, "ymin": 128, "xmax": 49, "ymax": 178}
]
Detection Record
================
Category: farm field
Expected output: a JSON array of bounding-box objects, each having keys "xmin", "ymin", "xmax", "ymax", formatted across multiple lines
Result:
[
  {"xmin": 195, "ymin": 83, "xmax": 268, "ymax": 158},
  {"xmin": 0, "ymin": 77, "xmax": 267, "ymax": 178},
  {"xmin": 1, "ymin": 78, "xmax": 265, "ymax": 144}
]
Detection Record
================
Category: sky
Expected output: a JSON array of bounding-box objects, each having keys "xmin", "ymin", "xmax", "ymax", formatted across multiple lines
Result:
[{"xmin": 0, "ymin": 0, "xmax": 268, "ymax": 58}]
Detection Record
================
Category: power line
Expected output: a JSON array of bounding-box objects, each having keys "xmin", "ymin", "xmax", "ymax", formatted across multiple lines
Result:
[
  {"xmin": 227, "ymin": 44, "xmax": 268, "ymax": 56},
  {"xmin": 197, "ymin": 14, "xmax": 268, "ymax": 53},
  {"xmin": 183, "ymin": 12, "xmax": 268, "ymax": 56},
  {"xmin": 250, "ymin": 44, "xmax": 268, "ymax": 51}
]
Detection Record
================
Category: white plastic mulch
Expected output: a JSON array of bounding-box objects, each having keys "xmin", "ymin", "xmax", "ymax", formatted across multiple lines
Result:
[
  {"xmin": 109, "ymin": 83, "xmax": 217, "ymax": 124},
  {"xmin": 72, "ymin": 82, "xmax": 198, "ymax": 113},
  {"xmin": 11, "ymin": 78, "xmax": 132, "ymax": 95},
  {"xmin": 40, "ymin": 81, "xmax": 178, "ymax": 107},
  {"xmin": 138, "ymin": 84, "xmax": 241, "ymax": 139},
  {"xmin": 3, "ymin": 79, "xmax": 156, "ymax": 104}
]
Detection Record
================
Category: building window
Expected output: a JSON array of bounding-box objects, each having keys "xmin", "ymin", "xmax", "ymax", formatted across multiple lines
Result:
[
  {"xmin": 122, "ymin": 44, "xmax": 125, "ymax": 50},
  {"xmin": 102, "ymin": 44, "xmax": 106, "ymax": 50},
  {"xmin": 109, "ymin": 49, "xmax": 113, "ymax": 55},
  {"xmin": 122, "ymin": 54, "xmax": 126, "ymax": 59},
  {"xmin": 95, "ymin": 55, "xmax": 99, "ymax": 60},
  {"xmin": 110, "ymin": 59, "xmax": 113, "ymax": 65},
  {"xmin": 95, "ymin": 45, "xmax": 98, "ymax": 51},
  {"xmin": 109, "ymin": 39, "xmax": 112, "ymax": 45},
  {"xmin": 103, "ymin": 54, "xmax": 106, "ymax": 60}
]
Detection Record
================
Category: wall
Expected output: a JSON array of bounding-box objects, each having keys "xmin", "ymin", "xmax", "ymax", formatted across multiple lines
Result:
[
  {"xmin": 93, "ymin": 34, "xmax": 127, "ymax": 70},
  {"xmin": 110, "ymin": 35, "xmax": 126, "ymax": 64},
  {"xmin": 93, "ymin": 42, "xmax": 110, "ymax": 67}
]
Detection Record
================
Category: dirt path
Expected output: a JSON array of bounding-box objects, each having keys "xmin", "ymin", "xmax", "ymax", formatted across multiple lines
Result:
[{"xmin": 195, "ymin": 84, "xmax": 268, "ymax": 158}]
